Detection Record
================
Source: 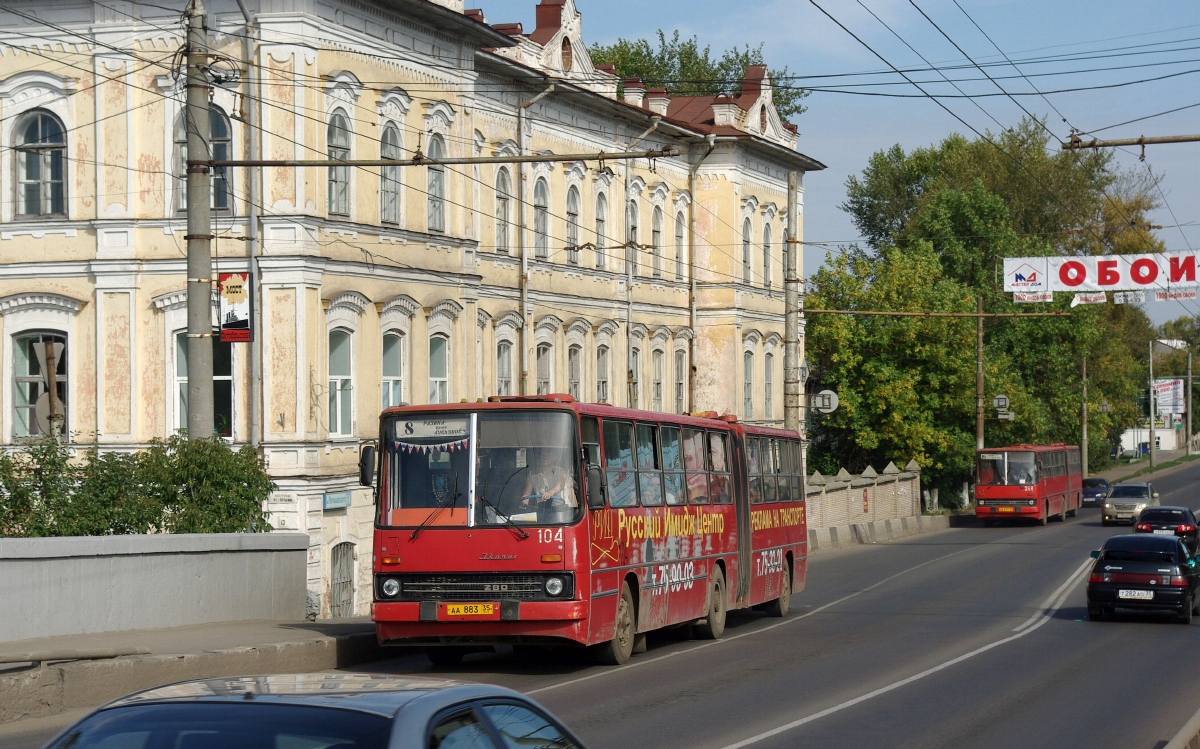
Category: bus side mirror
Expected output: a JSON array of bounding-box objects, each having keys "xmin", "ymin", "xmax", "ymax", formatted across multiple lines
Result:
[
  {"xmin": 1090, "ymin": 550, "xmax": 1100, "ymax": 559},
  {"xmin": 359, "ymin": 445, "xmax": 376, "ymax": 487},
  {"xmin": 586, "ymin": 464, "xmax": 606, "ymax": 510}
]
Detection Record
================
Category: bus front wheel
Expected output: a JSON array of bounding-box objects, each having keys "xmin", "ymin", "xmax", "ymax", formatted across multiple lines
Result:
[
  {"xmin": 1038, "ymin": 505, "xmax": 1048, "ymax": 526},
  {"xmin": 594, "ymin": 583, "xmax": 636, "ymax": 666},
  {"xmin": 694, "ymin": 566, "xmax": 728, "ymax": 639}
]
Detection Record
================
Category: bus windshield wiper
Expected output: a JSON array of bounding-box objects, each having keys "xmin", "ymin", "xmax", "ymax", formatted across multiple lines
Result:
[
  {"xmin": 410, "ymin": 472, "xmax": 460, "ymax": 541},
  {"xmin": 475, "ymin": 484, "xmax": 529, "ymax": 540}
]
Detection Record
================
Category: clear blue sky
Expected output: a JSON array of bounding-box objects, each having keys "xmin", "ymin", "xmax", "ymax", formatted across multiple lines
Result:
[{"xmin": 479, "ymin": 0, "xmax": 1200, "ymax": 325}]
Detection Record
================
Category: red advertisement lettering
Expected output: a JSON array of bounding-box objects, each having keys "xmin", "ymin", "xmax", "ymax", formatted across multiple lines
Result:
[
  {"xmin": 1058, "ymin": 261, "xmax": 1086, "ymax": 287},
  {"xmin": 1097, "ymin": 260, "xmax": 1119, "ymax": 286},
  {"xmin": 1131, "ymin": 258, "xmax": 1158, "ymax": 285},
  {"xmin": 1170, "ymin": 255, "xmax": 1196, "ymax": 284}
]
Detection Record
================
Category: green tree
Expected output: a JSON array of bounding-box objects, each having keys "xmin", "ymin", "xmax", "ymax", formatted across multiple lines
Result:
[{"xmin": 590, "ymin": 30, "xmax": 808, "ymax": 119}]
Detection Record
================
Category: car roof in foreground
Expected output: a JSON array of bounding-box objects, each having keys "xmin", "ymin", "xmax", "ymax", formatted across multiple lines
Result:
[
  {"xmin": 1141, "ymin": 505, "xmax": 1191, "ymax": 514},
  {"xmin": 1103, "ymin": 534, "xmax": 1179, "ymax": 552},
  {"xmin": 104, "ymin": 674, "xmax": 504, "ymax": 718}
]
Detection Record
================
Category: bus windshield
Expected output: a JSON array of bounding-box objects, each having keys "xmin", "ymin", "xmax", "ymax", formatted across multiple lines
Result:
[
  {"xmin": 379, "ymin": 410, "xmax": 580, "ymax": 528},
  {"xmin": 977, "ymin": 451, "xmax": 1038, "ymax": 486}
]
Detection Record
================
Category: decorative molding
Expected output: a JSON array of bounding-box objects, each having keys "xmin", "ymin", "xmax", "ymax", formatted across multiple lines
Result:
[
  {"xmin": 382, "ymin": 293, "xmax": 419, "ymax": 318},
  {"xmin": 626, "ymin": 175, "xmax": 646, "ymax": 198},
  {"xmin": 651, "ymin": 325, "xmax": 671, "ymax": 343},
  {"xmin": 376, "ymin": 86, "xmax": 411, "ymax": 122},
  {"xmin": 764, "ymin": 332, "xmax": 782, "ymax": 348},
  {"xmin": 567, "ymin": 317, "xmax": 591, "ymax": 337},
  {"xmin": 0, "ymin": 292, "xmax": 84, "ymax": 316},
  {"xmin": 649, "ymin": 182, "xmax": 670, "ymax": 204},
  {"xmin": 672, "ymin": 191, "xmax": 692, "ymax": 210},
  {"xmin": 0, "ymin": 227, "xmax": 77, "ymax": 241},
  {"xmin": 151, "ymin": 288, "xmax": 219, "ymax": 313},
  {"xmin": 324, "ymin": 70, "xmax": 363, "ymax": 105},
  {"xmin": 673, "ymin": 326, "xmax": 695, "ymax": 341},
  {"xmin": 629, "ymin": 322, "xmax": 648, "ymax": 339},
  {"xmin": 594, "ymin": 319, "xmax": 619, "ymax": 337},
  {"xmin": 327, "ymin": 291, "xmax": 370, "ymax": 316},
  {"xmin": 761, "ymin": 202, "xmax": 779, "ymax": 220},
  {"xmin": 741, "ymin": 195, "xmax": 760, "ymax": 215},
  {"xmin": 476, "ymin": 308, "xmax": 492, "ymax": 328},
  {"xmin": 535, "ymin": 314, "xmax": 563, "ymax": 333},
  {"xmin": 494, "ymin": 310, "xmax": 524, "ymax": 330},
  {"xmin": 422, "ymin": 100, "xmax": 456, "ymax": 136},
  {"xmin": 425, "ymin": 298, "xmax": 464, "ymax": 322},
  {"xmin": 743, "ymin": 328, "xmax": 763, "ymax": 345}
]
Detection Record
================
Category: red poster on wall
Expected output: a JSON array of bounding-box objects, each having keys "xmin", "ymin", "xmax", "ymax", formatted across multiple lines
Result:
[{"xmin": 218, "ymin": 272, "xmax": 253, "ymax": 343}]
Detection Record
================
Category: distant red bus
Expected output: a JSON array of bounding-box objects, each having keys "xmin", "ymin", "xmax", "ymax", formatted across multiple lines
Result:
[
  {"xmin": 975, "ymin": 443, "xmax": 1082, "ymax": 526},
  {"xmin": 362, "ymin": 395, "xmax": 806, "ymax": 665}
]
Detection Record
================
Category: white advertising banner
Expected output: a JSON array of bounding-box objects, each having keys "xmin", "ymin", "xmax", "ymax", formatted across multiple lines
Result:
[
  {"xmin": 1003, "ymin": 253, "xmax": 1200, "ymax": 293},
  {"xmin": 1154, "ymin": 378, "xmax": 1185, "ymax": 415}
]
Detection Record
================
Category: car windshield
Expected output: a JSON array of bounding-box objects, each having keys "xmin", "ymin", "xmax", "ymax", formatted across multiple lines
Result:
[
  {"xmin": 47, "ymin": 703, "xmax": 392, "ymax": 749},
  {"xmin": 379, "ymin": 410, "xmax": 580, "ymax": 528},
  {"xmin": 977, "ymin": 451, "xmax": 1038, "ymax": 486},
  {"xmin": 1083, "ymin": 478, "xmax": 1108, "ymax": 488},
  {"xmin": 1140, "ymin": 509, "xmax": 1189, "ymax": 524},
  {"xmin": 1109, "ymin": 485, "xmax": 1150, "ymax": 499}
]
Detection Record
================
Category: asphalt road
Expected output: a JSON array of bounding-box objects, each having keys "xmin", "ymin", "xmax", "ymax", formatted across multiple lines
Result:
[{"xmin": 9, "ymin": 462, "xmax": 1200, "ymax": 748}]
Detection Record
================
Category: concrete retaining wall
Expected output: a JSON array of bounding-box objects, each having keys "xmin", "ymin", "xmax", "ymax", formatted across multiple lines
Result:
[
  {"xmin": 808, "ymin": 515, "xmax": 949, "ymax": 554},
  {"xmin": 806, "ymin": 460, "xmax": 922, "ymax": 529},
  {"xmin": 0, "ymin": 533, "xmax": 309, "ymax": 643}
]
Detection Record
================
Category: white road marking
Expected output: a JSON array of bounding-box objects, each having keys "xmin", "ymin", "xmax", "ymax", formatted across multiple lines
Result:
[
  {"xmin": 527, "ymin": 544, "xmax": 981, "ymax": 696},
  {"xmin": 713, "ymin": 558, "xmax": 1093, "ymax": 749},
  {"xmin": 1012, "ymin": 558, "xmax": 1094, "ymax": 632}
]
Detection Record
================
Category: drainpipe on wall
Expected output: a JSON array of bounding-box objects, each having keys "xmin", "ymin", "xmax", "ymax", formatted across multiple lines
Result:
[
  {"xmin": 687, "ymin": 134, "xmax": 717, "ymax": 412},
  {"xmin": 517, "ymin": 84, "xmax": 555, "ymax": 395},
  {"xmin": 624, "ymin": 116, "xmax": 660, "ymax": 407},
  {"xmin": 235, "ymin": 0, "xmax": 262, "ymax": 448}
]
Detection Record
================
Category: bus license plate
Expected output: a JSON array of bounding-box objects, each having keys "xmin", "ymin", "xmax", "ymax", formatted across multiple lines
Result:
[
  {"xmin": 1118, "ymin": 590, "xmax": 1153, "ymax": 600},
  {"xmin": 997, "ymin": 506, "xmax": 1015, "ymax": 513},
  {"xmin": 444, "ymin": 603, "xmax": 495, "ymax": 617}
]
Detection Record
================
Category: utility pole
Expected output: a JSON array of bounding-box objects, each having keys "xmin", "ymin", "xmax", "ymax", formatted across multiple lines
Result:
[
  {"xmin": 784, "ymin": 170, "xmax": 801, "ymax": 434},
  {"xmin": 976, "ymin": 296, "xmax": 984, "ymax": 451},
  {"xmin": 1150, "ymin": 340, "xmax": 1157, "ymax": 468},
  {"xmin": 1081, "ymin": 356, "xmax": 1088, "ymax": 478},
  {"xmin": 1189, "ymin": 349, "xmax": 1194, "ymax": 456},
  {"xmin": 185, "ymin": 0, "xmax": 214, "ymax": 439}
]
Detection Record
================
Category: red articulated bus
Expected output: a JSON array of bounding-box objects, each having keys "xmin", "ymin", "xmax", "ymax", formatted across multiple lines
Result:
[
  {"xmin": 975, "ymin": 443, "xmax": 1082, "ymax": 526},
  {"xmin": 361, "ymin": 395, "xmax": 807, "ymax": 666}
]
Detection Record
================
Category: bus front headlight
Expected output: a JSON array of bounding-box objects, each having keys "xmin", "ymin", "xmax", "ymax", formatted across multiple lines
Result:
[
  {"xmin": 381, "ymin": 578, "xmax": 401, "ymax": 598},
  {"xmin": 545, "ymin": 577, "xmax": 565, "ymax": 597}
]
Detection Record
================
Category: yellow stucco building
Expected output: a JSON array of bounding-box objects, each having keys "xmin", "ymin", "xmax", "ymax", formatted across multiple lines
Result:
[{"xmin": 0, "ymin": 0, "xmax": 822, "ymax": 616}]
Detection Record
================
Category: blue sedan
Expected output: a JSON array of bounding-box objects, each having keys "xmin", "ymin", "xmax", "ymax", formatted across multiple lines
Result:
[
  {"xmin": 39, "ymin": 674, "xmax": 585, "ymax": 749},
  {"xmin": 1082, "ymin": 477, "xmax": 1110, "ymax": 508}
]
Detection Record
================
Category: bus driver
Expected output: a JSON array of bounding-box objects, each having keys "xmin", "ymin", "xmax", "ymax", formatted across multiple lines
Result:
[{"xmin": 519, "ymin": 448, "xmax": 577, "ymax": 511}]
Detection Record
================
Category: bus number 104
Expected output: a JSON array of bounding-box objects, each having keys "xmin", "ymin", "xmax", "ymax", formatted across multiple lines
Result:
[{"xmin": 536, "ymin": 528, "xmax": 564, "ymax": 544}]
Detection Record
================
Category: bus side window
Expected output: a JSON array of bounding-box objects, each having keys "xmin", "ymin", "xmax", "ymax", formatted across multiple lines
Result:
[
  {"xmin": 581, "ymin": 416, "xmax": 601, "ymax": 467},
  {"xmin": 778, "ymin": 439, "xmax": 793, "ymax": 503},
  {"xmin": 602, "ymin": 420, "xmax": 638, "ymax": 508},
  {"xmin": 748, "ymin": 437, "xmax": 763, "ymax": 505},
  {"xmin": 683, "ymin": 427, "xmax": 709, "ymax": 504},
  {"xmin": 709, "ymin": 432, "xmax": 732, "ymax": 505},
  {"xmin": 661, "ymin": 426, "xmax": 685, "ymax": 506},
  {"xmin": 635, "ymin": 423, "xmax": 664, "ymax": 506},
  {"xmin": 762, "ymin": 438, "xmax": 779, "ymax": 504}
]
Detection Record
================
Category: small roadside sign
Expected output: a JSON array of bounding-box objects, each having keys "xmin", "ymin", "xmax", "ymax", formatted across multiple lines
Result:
[
  {"xmin": 816, "ymin": 390, "xmax": 839, "ymax": 414},
  {"xmin": 992, "ymin": 395, "xmax": 1009, "ymax": 411},
  {"xmin": 997, "ymin": 411, "xmax": 1015, "ymax": 422}
]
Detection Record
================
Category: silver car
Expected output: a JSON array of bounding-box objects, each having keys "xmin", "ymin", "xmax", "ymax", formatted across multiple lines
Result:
[
  {"xmin": 39, "ymin": 673, "xmax": 585, "ymax": 749},
  {"xmin": 1103, "ymin": 481, "xmax": 1160, "ymax": 526}
]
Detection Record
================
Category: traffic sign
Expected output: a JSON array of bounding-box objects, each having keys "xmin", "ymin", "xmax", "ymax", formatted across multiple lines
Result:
[
  {"xmin": 997, "ymin": 411, "xmax": 1015, "ymax": 421},
  {"xmin": 992, "ymin": 395, "xmax": 1009, "ymax": 411},
  {"xmin": 816, "ymin": 390, "xmax": 839, "ymax": 414}
]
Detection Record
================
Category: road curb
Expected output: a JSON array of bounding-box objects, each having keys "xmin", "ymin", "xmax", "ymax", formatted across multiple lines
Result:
[
  {"xmin": 0, "ymin": 630, "xmax": 385, "ymax": 725},
  {"xmin": 807, "ymin": 515, "xmax": 950, "ymax": 553},
  {"xmin": 1165, "ymin": 701, "xmax": 1200, "ymax": 749}
]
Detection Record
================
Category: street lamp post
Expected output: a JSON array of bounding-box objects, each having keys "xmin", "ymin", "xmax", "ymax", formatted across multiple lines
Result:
[{"xmin": 1150, "ymin": 340, "xmax": 1157, "ymax": 469}]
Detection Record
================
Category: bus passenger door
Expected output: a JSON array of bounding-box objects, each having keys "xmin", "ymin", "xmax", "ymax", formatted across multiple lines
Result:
[
  {"xmin": 731, "ymin": 431, "xmax": 752, "ymax": 604},
  {"xmin": 583, "ymin": 416, "xmax": 619, "ymax": 645}
]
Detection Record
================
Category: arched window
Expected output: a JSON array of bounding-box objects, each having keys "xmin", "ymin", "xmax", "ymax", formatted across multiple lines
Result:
[
  {"xmin": 596, "ymin": 344, "xmax": 610, "ymax": 402},
  {"xmin": 533, "ymin": 178, "xmax": 550, "ymax": 258},
  {"xmin": 495, "ymin": 168, "xmax": 512, "ymax": 253},
  {"xmin": 595, "ymin": 193, "xmax": 608, "ymax": 270},
  {"xmin": 536, "ymin": 342, "xmax": 552, "ymax": 394},
  {"xmin": 629, "ymin": 347, "xmax": 641, "ymax": 408},
  {"xmin": 174, "ymin": 106, "xmax": 231, "ymax": 213},
  {"xmin": 762, "ymin": 223, "xmax": 773, "ymax": 289},
  {"xmin": 651, "ymin": 206, "xmax": 664, "ymax": 278},
  {"xmin": 674, "ymin": 211, "xmax": 686, "ymax": 281},
  {"xmin": 175, "ymin": 330, "xmax": 233, "ymax": 438},
  {"xmin": 328, "ymin": 328, "xmax": 353, "ymax": 436},
  {"xmin": 674, "ymin": 350, "xmax": 687, "ymax": 414},
  {"xmin": 496, "ymin": 340, "xmax": 513, "ymax": 396},
  {"xmin": 626, "ymin": 200, "xmax": 639, "ymax": 275},
  {"xmin": 743, "ymin": 351, "xmax": 754, "ymax": 418},
  {"xmin": 16, "ymin": 111, "xmax": 67, "ymax": 217},
  {"xmin": 568, "ymin": 344, "xmax": 582, "ymax": 399},
  {"xmin": 14, "ymin": 331, "xmax": 67, "ymax": 437},
  {"xmin": 742, "ymin": 218, "xmax": 753, "ymax": 284},
  {"xmin": 380, "ymin": 124, "xmax": 401, "ymax": 224},
  {"xmin": 651, "ymin": 349, "xmax": 664, "ymax": 411},
  {"xmin": 428, "ymin": 334, "xmax": 449, "ymax": 403},
  {"xmin": 327, "ymin": 110, "xmax": 351, "ymax": 216},
  {"xmin": 382, "ymin": 331, "xmax": 404, "ymax": 408},
  {"xmin": 427, "ymin": 135, "xmax": 445, "ymax": 233},
  {"xmin": 566, "ymin": 186, "xmax": 581, "ymax": 265},
  {"xmin": 764, "ymin": 352, "xmax": 774, "ymax": 417}
]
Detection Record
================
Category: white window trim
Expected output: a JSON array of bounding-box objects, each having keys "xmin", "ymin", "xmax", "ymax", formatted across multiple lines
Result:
[
  {"xmin": 326, "ymin": 107, "xmax": 354, "ymax": 219},
  {"xmin": 326, "ymin": 293, "xmax": 367, "ymax": 439},
  {"xmin": 0, "ymin": 293, "xmax": 82, "ymax": 442},
  {"xmin": 1, "ymin": 72, "xmax": 77, "ymax": 223}
]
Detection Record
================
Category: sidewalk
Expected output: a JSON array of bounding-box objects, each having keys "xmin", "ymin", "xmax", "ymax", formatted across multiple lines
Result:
[
  {"xmin": 0, "ymin": 618, "xmax": 385, "ymax": 725},
  {"xmin": 1096, "ymin": 448, "xmax": 1191, "ymax": 482}
]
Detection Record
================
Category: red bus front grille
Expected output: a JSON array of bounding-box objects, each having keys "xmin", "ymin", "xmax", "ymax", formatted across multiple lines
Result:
[{"xmin": 396, "ymin": 574, "xmax": 553, "ymax": 601}]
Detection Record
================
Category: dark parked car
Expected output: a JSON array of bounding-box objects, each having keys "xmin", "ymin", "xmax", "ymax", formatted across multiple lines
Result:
[
  {"xmin": 1081, "ymin": 477, "xmax": 1110, "ymax": 508},
  {"xmin": 1087, "ymin": 534, "xmax": 1200, "ymax": 623},
  {"xmin": 1134, "ymin": 506, "xmax": 1200, "ymax": 554},
  {"xmin": 39, "ymin": 674, "xmax": 585, "ymax": 749}
]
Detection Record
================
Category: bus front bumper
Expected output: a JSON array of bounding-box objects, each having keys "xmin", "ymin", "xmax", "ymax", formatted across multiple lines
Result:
[
  {"xmin": 976, "ymin": 504, "xmax": 1039, "ymax": 518},
  {"xmin": 374, "ymin": 600, "xmax": 590, "ymax": 646}
]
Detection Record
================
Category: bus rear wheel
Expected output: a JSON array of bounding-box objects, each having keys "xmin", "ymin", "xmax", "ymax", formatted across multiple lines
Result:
[
  {"xmin": 694, "ymin": 566, "xmax": 727, "ymax": 639},
  {"xmin": 594, "ymin": 583, "xmax": 636, "ymax": 666},
  {"xmin": 764, "ymin": 562, "xmax": 791, "ymax": 618}
]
